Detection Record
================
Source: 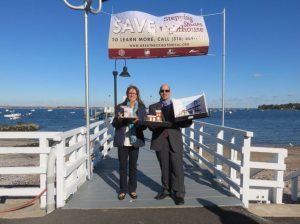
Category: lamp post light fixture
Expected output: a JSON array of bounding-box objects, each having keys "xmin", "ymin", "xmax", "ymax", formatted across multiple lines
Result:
[
  {"xmin": 119, "ymin": 60, "xmax": 130, "ymax": 77},
  {"xmin": 63, "ymin": 0, "xmax": 106, "ymax": 179},
  {"xmin": 113, "ymin": 59, "xmax": 130, "ymax": 115}
]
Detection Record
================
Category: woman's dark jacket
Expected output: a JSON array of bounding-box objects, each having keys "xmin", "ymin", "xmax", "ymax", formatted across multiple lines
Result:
[{"xmin": 112, "ymin": 102, "xmax": 147, "ymax": 148}]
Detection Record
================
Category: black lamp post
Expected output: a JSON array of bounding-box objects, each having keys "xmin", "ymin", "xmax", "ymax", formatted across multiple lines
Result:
[{"xmin": 113, "ymin": 60, "xmax": 130, "ymax": 115}]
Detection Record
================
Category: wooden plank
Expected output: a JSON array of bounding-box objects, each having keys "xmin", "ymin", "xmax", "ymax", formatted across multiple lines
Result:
[
  {"xmin": 192, "ymin": 121, "xmax": 253, "ymax": 137},
  {"xmin": 0, "ymin": 147, "xmax": 50, "ymax": 154},
  {"xmin": 250, "ymin": 147, "xmax": 288, "ymax": 157},
  {"xmin": 249, "ymin": 161, "xmax": 286, "ymax": 171},
  {"xmin": 0, "ymin": 167, "xmax": 46, "ymax": 174},
  {"xmin": 249, "ymin": 179, "xmax": 284, "ymax": 188},
  {"xmin": 0, "ymin": 187, "xmax": 44, "ymax": 196},
  {"xmin": 0, "ymin": 132, "xmax": 60, "ymax": 138},
  {"xmin": 65, "ymin": 155, "xmax": 88, "ymax": 177},
  {"xmin": 64, "ymin": 140, "xmax": 85, "ymax": 156}
]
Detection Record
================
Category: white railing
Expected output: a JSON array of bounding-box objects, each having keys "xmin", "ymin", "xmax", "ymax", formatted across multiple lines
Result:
[
  {"xmin": 0, "ymin": 119, "xmax": 114, "ymax": 209},
  {"xmin": 0, "ymin": 132, "xmax": 60, "ymax": 208},
  {"xmin": 182, "ymin": 121, "xmax": 287, "ymax": 207},
  {"xmin": 53, "ymin": 119, "xmax": 113, "ymax": 207}
]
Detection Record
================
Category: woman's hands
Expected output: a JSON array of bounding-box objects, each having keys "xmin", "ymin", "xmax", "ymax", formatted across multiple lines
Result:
[{"xmin": 132, "ymin": 116, "xmax": 139, "ymax": 124}]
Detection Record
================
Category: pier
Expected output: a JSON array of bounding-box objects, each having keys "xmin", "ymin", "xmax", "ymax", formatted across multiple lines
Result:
[
  {"xmin": 0, "ymin": 119, "xmax": 289, "ymax": 215},
  {"xmin": 63, "ymin": 130, "xmax": 242, "ymax": 209}
]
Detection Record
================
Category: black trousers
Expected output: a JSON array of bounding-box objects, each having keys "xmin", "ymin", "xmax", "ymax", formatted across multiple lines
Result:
[
  {"xmin": 118, "ymin": 146, "xmax": 139, "ymax": 193},
  {"xmin": 155, "ymin": 137, "xmax": 185, "ymax": 198}
]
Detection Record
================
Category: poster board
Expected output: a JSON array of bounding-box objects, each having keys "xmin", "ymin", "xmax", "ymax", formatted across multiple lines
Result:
[{"xmin": 172, "ymin": 93, "xmax": 208, "ymax": 121}]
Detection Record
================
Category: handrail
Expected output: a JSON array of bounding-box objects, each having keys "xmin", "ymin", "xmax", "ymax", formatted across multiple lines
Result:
[
  {"xmin": 0, "ymin": 119, "xmax": 114, "ymax": 211},
  {"xmin": 182, "ymin": 121, "xmax": 287, "ymax": 207},
  {"xmin": 193, "ymin": 120, "xmax": 253, "ymax": 137}
]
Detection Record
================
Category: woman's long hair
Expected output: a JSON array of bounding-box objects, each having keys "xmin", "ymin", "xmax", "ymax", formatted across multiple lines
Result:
[{"xmin": 124, "ymin": 85, "xmax": 144, "ymax": 107}]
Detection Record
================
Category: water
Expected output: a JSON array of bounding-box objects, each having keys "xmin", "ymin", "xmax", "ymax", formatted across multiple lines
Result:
[
  {"xmin": 199, "ymin": 109, "xmax": 300, "ymax": 146},
  {"xmin": 1, "ymin": 108, "xmax": 300, "ymax": 146},
  {"xmin": 0, "ymin": 108, "xmax": 86, "ymax": 132}
]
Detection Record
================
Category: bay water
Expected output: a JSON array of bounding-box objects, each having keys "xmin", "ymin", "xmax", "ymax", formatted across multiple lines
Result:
[{"xmin": 1, "ymin": 108, "xmax": 299, "ymax": 146}]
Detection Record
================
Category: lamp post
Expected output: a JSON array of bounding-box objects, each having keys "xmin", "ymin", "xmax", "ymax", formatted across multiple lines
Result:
[
  {"xmin": 63, "ymin": 0, "xmax": 104, "ymax": 179},
  {"xmin": 113, "ymin": 59, "xmax": 130, "ymax": 115}
]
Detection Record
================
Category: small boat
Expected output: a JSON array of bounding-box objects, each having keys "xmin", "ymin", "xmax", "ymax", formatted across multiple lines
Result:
[
  {"xmin": 31, "ymin": 109, "xmax": 35, "ymax": 112},
  {"xmin": 70, "ymin": 111, "xmax": 76, "ymax": 114},
  {"xmin": 26, "ymin": 112, "xmax": 32, "ymax": 116},
  {"xmin": 47, "ymin": 109, "xmax": 53, "ymax": 112},
  {"xmin": 10, "ymin": 116, "xmax": 21, "ymax": 120},
  {"xmin": 4, "ymin": 113, "xmax": 22, "ymax": 120}
]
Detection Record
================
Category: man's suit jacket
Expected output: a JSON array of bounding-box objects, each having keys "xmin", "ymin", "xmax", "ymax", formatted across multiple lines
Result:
[{"xmin": 148, "ymin": 101, "xmax": 192, "ymax": 152}]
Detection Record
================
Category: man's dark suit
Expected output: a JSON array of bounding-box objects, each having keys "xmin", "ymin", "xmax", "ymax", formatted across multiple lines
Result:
[{"xmin": 149, "ymin": 101, "xmax": 192, "ymax": 198}]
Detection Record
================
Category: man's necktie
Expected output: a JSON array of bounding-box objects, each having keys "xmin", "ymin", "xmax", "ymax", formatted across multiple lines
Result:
[{"xmin": 162, "ymin": 102, "xmax": 169, "ymax": 138}]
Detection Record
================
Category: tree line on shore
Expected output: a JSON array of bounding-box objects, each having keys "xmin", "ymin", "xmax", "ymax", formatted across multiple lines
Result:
[{"xmin": 258, "ymin": 103, "xmax": 300, "ymax": 110}]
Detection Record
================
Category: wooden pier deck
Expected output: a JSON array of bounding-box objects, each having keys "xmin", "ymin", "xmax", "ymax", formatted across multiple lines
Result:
[{"xmin": 63, "ymin": 131, "xmax": 243, "ymax": 209}]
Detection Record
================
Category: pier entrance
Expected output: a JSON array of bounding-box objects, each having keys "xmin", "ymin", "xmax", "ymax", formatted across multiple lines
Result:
[{"xmin": 63, "ymin": 131, "xmax": 242, "ymax": 209}]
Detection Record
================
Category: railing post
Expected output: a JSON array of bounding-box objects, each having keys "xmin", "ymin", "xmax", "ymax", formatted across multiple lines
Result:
[
  {"xmin": 272, "ymin": 153, "xmax": 285, "ymax": 203},
  {"xmin": 198, "ymin": 124, "xmax": 203, "ymax": 165},
  {"xmin": 103, "ymin": 132, "xmax": 108, "ymax": 156},
  {"xmin": 81, "ymin": 127, "xmax": 91, "ymax": 179},
  {"xmin": 68, "ymin": 134, "xmax": 78, "ymax": 195},
  {"xmin": 240, "ymin": 136, "xmax": 251, "ymax": 207},
  {"xmin": 39, "ymin": 137, "xmax": 48, "ymax": 209},
  {"xmin": 189, "ymin": 123, "xmax": 195, "ymax": 158},
  {"xmin": 214, "ymin": 129, "xmax": 224, "ymax": 178},
  {"xmin": 229, "ymin": 134, "xmax": 239, "ymax": 197},
  {"xmin": 56, "ymin": 139, "xmax": 66, "ymax": 208},
  {"xmin": 95, "ymin": 123, "xmax": 100, "ymax": 141},
  {"xmin": 78, "ymin": 130, "xmax": 86, "ymax": 179}
]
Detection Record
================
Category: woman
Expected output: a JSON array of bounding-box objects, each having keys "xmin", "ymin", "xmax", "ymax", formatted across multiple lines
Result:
[{"xmin": 112, "ymin": 85, "xmax": 147, "ymax": 200}]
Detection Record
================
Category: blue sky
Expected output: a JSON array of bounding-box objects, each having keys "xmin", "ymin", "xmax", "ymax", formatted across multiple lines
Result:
[{"xmin": 0, "ymin": 0, "xmax": 299, "ymax": 108}]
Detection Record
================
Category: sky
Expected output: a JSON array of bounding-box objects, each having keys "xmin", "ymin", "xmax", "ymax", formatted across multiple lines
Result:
[{"xmin": 0, "ymin": 0, "xmax": 299, "ymax": 108}]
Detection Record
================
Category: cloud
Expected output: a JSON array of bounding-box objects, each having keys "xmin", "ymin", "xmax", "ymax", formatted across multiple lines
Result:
[{"xmin": 252, "ymin": 73, "xmax": 263, "ymax": 78}]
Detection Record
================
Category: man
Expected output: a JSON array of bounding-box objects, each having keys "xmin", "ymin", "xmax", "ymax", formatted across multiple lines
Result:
[{"xmin": 148, "ymin": 84, "xmax": 192, "ymax": 205}]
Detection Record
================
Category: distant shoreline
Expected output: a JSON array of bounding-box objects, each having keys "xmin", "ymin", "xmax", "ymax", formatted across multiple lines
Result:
[{"xmin": 258, "ymin": 103, "xmax": 300, "ymax": 110}]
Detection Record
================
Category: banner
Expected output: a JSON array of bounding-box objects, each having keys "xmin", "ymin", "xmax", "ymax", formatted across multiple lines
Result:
[{"xmin": 108, "ymin": 11, "xmax": 209, "ymax": 59}]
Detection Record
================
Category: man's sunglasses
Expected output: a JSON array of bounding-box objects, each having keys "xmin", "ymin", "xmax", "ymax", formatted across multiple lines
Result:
[{"xmin": 160, "ymin": 89, "xmax": 170, "ymax": 93}]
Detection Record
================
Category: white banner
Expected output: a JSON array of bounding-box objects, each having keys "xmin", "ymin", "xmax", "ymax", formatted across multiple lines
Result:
[{"xmin": 108, "ymin": 11, "xmax": 209, "ymax": 59}]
